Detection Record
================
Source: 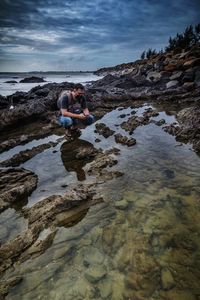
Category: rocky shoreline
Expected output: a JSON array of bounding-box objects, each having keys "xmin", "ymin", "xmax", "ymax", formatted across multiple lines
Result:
[{"xmin": 0, "ymin": 46, "xmax": 200, "ymax": 298}]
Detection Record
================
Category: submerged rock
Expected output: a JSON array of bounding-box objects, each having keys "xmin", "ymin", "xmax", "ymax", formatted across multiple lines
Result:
[
  {"xmin": 98, "ymin": 277, "xmax": 113, "ymax": 299},
  {"xmin": 85, "ymin": 265, "xmax": 107, "ymax": 283},
  {"xmin": 0, "ymin": 276, "xmax": 23, "ymax": 299},
  {"xmin": 114, "ymin": 199, "xmax": 129, "ymax": 209},
  {"xmin": 161, "ymin": 268, "xmax": 175, "ymax": 290},
  {"xmin": 83, "ymin": 247, "xmax": 104, "ymax": 267}
]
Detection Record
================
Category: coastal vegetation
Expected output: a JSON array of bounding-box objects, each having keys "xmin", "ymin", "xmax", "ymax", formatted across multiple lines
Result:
[{"xmin": 141, "ymin": 23, "xmax": 200, "ymax": 59}]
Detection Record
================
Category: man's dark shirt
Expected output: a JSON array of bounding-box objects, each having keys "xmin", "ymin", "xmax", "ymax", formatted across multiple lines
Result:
[{"xmin": 57, "ymin": 93, "xmax": 87, "ymax": 114}]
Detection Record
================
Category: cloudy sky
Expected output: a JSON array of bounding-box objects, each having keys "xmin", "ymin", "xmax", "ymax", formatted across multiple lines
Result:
[{"xmin": 0, "ymin": 0, "xmax": 199, "ymax": 72}]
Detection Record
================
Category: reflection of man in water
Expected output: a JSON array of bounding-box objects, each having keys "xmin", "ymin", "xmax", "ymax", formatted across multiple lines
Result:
[{"xmin": 60, "ymin": 139, "xmax": 96, "ymax": 181}]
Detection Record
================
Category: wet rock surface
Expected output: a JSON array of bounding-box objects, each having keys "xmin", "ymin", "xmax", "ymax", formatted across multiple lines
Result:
[
  {"xmin": 121, "ymin": 115, "xmax": 150, "ymax": 134},
  {"xmin": 0, "ymin": 168, "xmax": 38, "ymax": 212},
  {"xmin": 114, "ymin": 133, "xmax": 136, "ymax": 147},
  {"xmin": 0, "ymin": 82, "xmax": 74, "ymax": 130},
  {"xmin": 95, "ymin": 123, "xmax": 115, "ymax": 138},
  {"xmin": 163, "ymin": 105, "xmax": 200, "ymax": 153}
]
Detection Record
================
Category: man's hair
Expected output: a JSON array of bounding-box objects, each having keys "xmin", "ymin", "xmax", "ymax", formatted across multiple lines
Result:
[{"xmin": 74, "ymin": 83, "xmax": 85, "ymax": 90}]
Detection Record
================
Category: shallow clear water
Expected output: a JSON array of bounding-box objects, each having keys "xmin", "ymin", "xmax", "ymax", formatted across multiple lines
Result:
[{"xmin": 2, "ymin": 104, "xmax": 200, "ymax": 300}]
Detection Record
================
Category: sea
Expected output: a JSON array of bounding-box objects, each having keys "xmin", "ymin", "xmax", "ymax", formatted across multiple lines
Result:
[{"xmin": 0, "ymin": 72, "xmax": 101, "ymax": 97}]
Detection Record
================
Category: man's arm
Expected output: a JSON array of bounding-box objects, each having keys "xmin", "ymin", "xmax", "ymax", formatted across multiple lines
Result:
[
  {"xmin": 83, "ymin": 108, "xmax": 90, "ymax": 116},
  {"xmin": 61, "ymin": 109, "xmax": 86, "ymax": 119}
]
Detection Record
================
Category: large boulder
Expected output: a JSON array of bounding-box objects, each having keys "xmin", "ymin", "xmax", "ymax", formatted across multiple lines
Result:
[
  {"xmin": 19, "ymin": 76, "xmax": 46, "ymax": 83},
  {"xmin": 0, "ymin": 82, "xmax": 74, "ymax": 130},
  {"xmin": 4, "ymin": 80, "xmax": 18, "ymax": 84}
]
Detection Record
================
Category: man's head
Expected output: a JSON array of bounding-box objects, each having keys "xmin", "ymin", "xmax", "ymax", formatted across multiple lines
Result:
[{"xmin": 73, "ymin": 83, "xmax": 85, "ymax": 98}]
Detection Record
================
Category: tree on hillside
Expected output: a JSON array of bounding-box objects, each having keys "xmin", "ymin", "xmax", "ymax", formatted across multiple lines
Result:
[
  {"xmin": 165, "ymin": 23, "xmax": 200, "ymax": 52},
  {"xmin": 195, "ymin": 24, "xmax": 200, "ymax": 41},
  {"xmin": 146, "ymin": 48, "xmax": 157, "ymax": 59},
  {"xmin": 139, "ymin": 23, "xmax": 200, "ymax": 60},
  {"xmin": 140, "ymin": 51, "xmax": 146, "ymax": 59}
]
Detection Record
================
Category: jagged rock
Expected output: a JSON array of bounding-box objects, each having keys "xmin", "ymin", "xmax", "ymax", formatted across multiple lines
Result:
[
  {"xmin": 164, "ymin": 105, "xmax": 200, "ymax": 153},
  {"xmin": 19, "ymin": 76, "xmax": 46, "ymax": 83},
  {"xmin": 91, "ymin": 74, "xmax": 118, "ymax": 88},
  {"xmin": 0, "ymin": 141, "xmax": 61, "ymax": 167},
  {"xmin": 154, "ymin": 61, "xmax": 165, "ymax": 71},
  {"xmin": 164, "ymin": 64, "xmax": 177, "ymax": 72},
  {"xmin": 194, "ymin": 69, "xmax": 200, "ymax": 86},
  {"xmin": 0, "ymin": 95, "xmax": 8, "ymax": 109},
  {"xmin": 182, "ymin": 82, "xmax": 195, "ymax": 90},
  {"xmin": 0, "ymin": 168, "xmax": 38, "ymax": 212},
  {"xmin": 146, "ymin": 71, "xmax": 161, "ymax": 82},
  {"xmin": 0, "ymin": 82, "xmax": 74, "ymax": 130},
  {"xmin": 121, "ymin": 115, "xmax": 150, "ymax": 134},
  {"xmin": 131, "ymin": 74, "xmax": 152, "ymax": 87},
  {"xmin": 183, "ymin": 58, "xmax": 200, "ymax": 69},
  {"xmin": 4, "ymin": 80, "xmax": 18, "ymax": 84},
  {"xmin": 114, "ymin": 133, "xmax": 136, "ymax": 147},
  {"xmin": 0, "ymin": 276, "xmax": 23, "ymax": 299},
  {"xmin": 143, "ymin": 107, "xmax": 159, "ymax": 118},
  {"xmin": 154, "ymin": 119, "xmax": 166, "ymax": 126},
  {"xmin": 170, "ymin": 71, "xmax": 183, "ymax": 80},
  {"xmin": 166, "ymin": 80, "xmax": 179, "ymax": 89},
  {"xmin": 95, "ymin": 138, "xmax": 101, "ymax": 143},
  {"xmin": 95, "ymin": 123, "xmax": 115, "ymax": 138},
  {"xmin": 182, "ymin": 69, "xmax": 195, "ymax": 82},
  {"xmin": 0, "ymin": 121, "xmax": 59, "ymax": 154}
]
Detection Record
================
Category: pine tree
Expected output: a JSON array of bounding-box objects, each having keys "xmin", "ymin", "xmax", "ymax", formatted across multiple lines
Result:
[
  {"xmin": 140, "ymin": 51, "xmax": 146, "ymax": 60},
  {"xmin": 195, "ymin": 23, "xmax": 200, "ymax": 42}
]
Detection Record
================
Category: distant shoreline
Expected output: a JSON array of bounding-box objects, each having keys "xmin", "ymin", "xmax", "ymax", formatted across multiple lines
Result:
[{"xmin": 0, "ymin": 71, "xmax": 95, "ymax": 75}]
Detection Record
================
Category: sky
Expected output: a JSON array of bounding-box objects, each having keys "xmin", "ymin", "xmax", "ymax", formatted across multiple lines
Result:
[{"xmin": 0, "ymin": 0, "xmax": 199, "ymax": 72}]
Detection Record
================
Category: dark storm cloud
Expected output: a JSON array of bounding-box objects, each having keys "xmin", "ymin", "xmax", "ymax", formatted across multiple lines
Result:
[{"xmin": 0, "ymin": 0, "xmax": 199, "ymax": 71}]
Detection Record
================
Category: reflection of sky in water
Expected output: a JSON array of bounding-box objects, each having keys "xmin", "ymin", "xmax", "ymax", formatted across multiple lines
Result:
[
  {"xmin": 0, "ymin": 134, "xmax": 61, "ymax": 162},
  {"xmin": 22, "ymin": 142, "xmax": 77, "ymax": 207},
  {"xmin": 0, "ymin": 208, "xmax": 28, "ymax": 244}
]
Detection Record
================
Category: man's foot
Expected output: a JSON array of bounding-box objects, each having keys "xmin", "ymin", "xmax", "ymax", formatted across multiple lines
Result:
[
  {"xmin": 64, "ymin": 129, "xmax": 74, "ymax": 140},
  {"xmin": 70, "ymin": 127, "xmax": 82, "ymax": 136}
]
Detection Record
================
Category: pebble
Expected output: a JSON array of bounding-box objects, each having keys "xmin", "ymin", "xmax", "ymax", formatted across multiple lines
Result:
[{"xmin": 85, "ymin": 265, "xmax": 107, "ymax": 283}]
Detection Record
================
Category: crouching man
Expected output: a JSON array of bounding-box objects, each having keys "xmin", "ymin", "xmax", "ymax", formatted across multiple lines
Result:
[{"xmin": 57, "ymin": 83, "xmax": 94, "ymax": 135}]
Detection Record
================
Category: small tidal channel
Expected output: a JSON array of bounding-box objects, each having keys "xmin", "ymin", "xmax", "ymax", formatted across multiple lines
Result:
[{"xmin": 2, "ymin": 103, "xmax": 200, "ymax": 300}]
